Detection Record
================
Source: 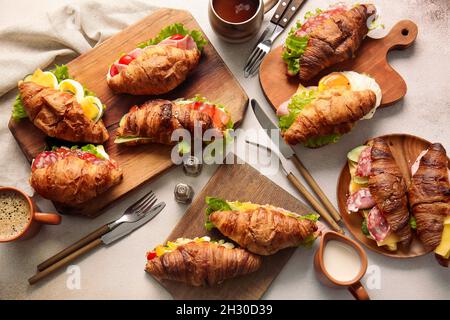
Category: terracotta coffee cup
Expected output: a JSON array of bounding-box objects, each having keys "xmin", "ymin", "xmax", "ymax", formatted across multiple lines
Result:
[
  {"xmin": 208, "ymin": 0, "xmax": 278, "ymax": 43},
  {"xmin": 314, "ymin": 231, "xmax": 370, "ymax": 300},
  {"xmin": 0, "ymin": 187, "xmax": 61, "ymax": 243}
]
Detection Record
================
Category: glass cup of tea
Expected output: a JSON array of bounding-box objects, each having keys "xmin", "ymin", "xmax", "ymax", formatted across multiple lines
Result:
[
  {"xmin": 208, "ymin": 0, "xmax": 278, "ymax": 43},
  {"xmin": 314, "ymin": 231, "xmax": 370, "ymax": 300},
  {"xmin": 0, "ymin": 187, "xmax": 61, "ymax": 243}
]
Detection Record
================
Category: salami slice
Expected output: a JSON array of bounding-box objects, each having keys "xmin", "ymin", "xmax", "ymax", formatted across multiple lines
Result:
[
  {"xmin": 347, "ymin": 188, "xmax": 376, "ymax": 212},
  {"xmin": 367, "ymin": 206, "xmax": 390, "ymax": 242},
  {"xmin": 356, "ymin": 146, "xmax": 372, "ymax": 177}
]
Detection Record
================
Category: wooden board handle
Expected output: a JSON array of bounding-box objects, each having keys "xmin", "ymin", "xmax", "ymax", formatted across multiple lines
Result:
[
  {"xmin": 287, "ymin": 173, "xmax": 343, "ymax": 233},
  {"xmin": 29, "ymin": 238, "xmax": 102, "ymax": 285},
  {"xmin": 380, "ymin": 20, "xmax": 418, "ymax": 52},
  {"xmin": 291, "ymin": 156, "xmax": 341, "ymax": 222},
  {"xmin": 37, "ymin": 224, "xmax": 110, "ymax": 272}
]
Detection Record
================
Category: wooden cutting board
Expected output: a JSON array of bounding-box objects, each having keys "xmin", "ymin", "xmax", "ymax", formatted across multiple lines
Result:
[
  {"xmin": 8, "ymin": 9, "xmax": 248, "ymax": 217},
  {"xmin": 260, "ymin": 20, "xmax": 418, "ymax": 111},
  {"xmin": 154, "ymin": 162, "xmax": 317, "ymax": 300}
]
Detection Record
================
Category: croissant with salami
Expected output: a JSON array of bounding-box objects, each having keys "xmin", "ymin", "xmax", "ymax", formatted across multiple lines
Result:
[
  {"xmin": 115, "ymin": 97, "xmax": 232, "ymax": 146},
  {"xmin": 205, "ymin": 198, "xmax": 320, "ymax": 255},
  {"xmin": 145, "ymin": 237, "xmax": 261, "ymax": 286},
  {"xmin": 346, "ymin": 138, "xmax": 411, "ymax": 251},
  {"xmin": 14, "ymin": 66, "xmax": 109, "ymax": 144},
  {"xmin": 409, "ymin": 143, "xmax": 450, "ymax": 266},
  {"xmin": 282, "ymin": 3, "xmax": 377, "ymax": 81},
  {"xmin": 107, "ymin": 23, "xmax": 206, "ymax": 95},
  {"xmin": 30, "ymin": 145, "xmax": 123, "ymax": 205}
]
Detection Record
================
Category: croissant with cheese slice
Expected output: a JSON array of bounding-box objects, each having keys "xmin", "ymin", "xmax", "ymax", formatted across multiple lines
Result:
[
  {"xmin": 282, "ymin": 3, "xmax": 377, "ymax": 81},
  {"xmin": 409, "ymin": 143, "xmax": 450, "ymax": 267},
  {"xmin": 205, "ymin": 198, "xmax": 320, "ymax": 255},
  {"xmin": 115, "ymin": 97, "xmax": 232, "ymax": 146},
  {"xmin": 14, "ymin": 66, "xmax": 109, "ymax": 143},
  {"xmin": 107, "ymin": 23, "xmax": 206, "ymax": 95},
  {"xmin": 145, "ymin": 237, "xmax": 261, "ymax": 286},
  {"xmin": 30, "ymin": 145, "xmax": 122, "ymax": 205},
  {"xmin": 278, "ymin": 71, "xmax": 381, "ymax": 148}
]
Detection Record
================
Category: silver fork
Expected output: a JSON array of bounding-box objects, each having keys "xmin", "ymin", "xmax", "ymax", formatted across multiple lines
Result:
[
  {"xmin": 244, "ymin": 25, "xmax": 284, "ymax": 78},
  {"xmin": 36, "ymin": 190, "xmax": 157, "ymax": 272}
]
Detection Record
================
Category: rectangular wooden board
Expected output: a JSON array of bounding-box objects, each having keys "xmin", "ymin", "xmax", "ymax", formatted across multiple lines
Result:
[
  {"xmin": 156, "ymin": 162, "xmax": 315, "ymax": 300},
  {"xmin": 8, "ymin": 9, "xmax": 248, "ymax": 217}
]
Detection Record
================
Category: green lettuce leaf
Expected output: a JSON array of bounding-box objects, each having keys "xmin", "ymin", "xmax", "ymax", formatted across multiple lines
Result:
[
  {"xmin": 51, "ymin": 64, "xmax": 70, "ymax": 82},
  {"xmin": 114, "ymin": 136, "xmax": 153, "ymax": 144},
  {"xmin": 12, "ymin": 95, "xmax": 27, "ymax": 121},
  {"xmin": 361, "ymin": 218, "xmax": 370, "ymax": 236},
  {"xmin": 300, "ymin": 233, "xmax": 318, "ymax": 248},
  {"xmin": 409, "ymin": 216, "xmax": 417, "ymax": 230},
  {"xmin": 138, "ymin": 23, "xmax": 207, "ymax": 51},
  {"xmin": 281, "ymin": 29, "xmax": 309, "ymax": 76},
  {"xmin": 296, "ymin": 213, "xmax": 320, "ymax": 222},
  {"xmin": 81, "ymin": 144, "xmax": 108, "ymax": 160},
  {"xmin": 204, "ymin": 197, "xmax": 232, "ymax": 230},
  {"xmin": 304, "ymin": 133, "xmax": 342, "ymax": 148},
  {"xmin": 278, "ymin": 88, "xmax": 317, "ymax": 130}
]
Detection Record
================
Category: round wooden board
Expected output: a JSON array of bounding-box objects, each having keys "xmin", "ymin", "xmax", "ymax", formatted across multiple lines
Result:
[
  {"xmin": 336, "ymin": 134, "xmax": 450, "ymax": 259},
  {"xmin": 260, "ymin": 20, "xmax": 418, "ymax": 111}
]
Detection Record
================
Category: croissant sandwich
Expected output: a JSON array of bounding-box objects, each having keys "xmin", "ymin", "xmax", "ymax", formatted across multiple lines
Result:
[
  {"xmin": 204, "ymin": 197, "xmax": 320, "ymax": 255},
  {"xmin": 145, "ymin": 236, "xmax": 261, "ymax": 286},
  {"xmin": 115, "ymin": 96, "xmax": 233, "ymax": 146},
  {"xmin": 409, "ymin": 143, "xmax": 450, "ymax": 267},
  {"xmin": 346, "ymin": 138, "xmax": 412, "ymax": 251},
  {"xmin": 282, "ymin": 3, "xmax": 378, "ymax": 81},
  {"xmin": 107, "ymin": 23, "xmax": 207, "ymax": 95},
  {"xmin": 30, "ymin": 145, "xmax": 122, "ymax": 205},
  {"xmin": 278, "ymin": 71, "xmax": 381, "ymax": 147},
  {"xmin": 13, "ymin": 66, "xmax": 109, "ymax": 144}
]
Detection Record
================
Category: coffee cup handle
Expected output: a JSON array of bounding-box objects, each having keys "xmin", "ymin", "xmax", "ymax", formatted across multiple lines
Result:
[
  {"xmin": 348, "ymin": 281, "xmax": 370, "ymax": 300},
  {"xmin": 34, "ymin": 212, "xmax": 62, "ymax": 225},
  {"xmin": 263, "ymin": 0, "xmax": 278, "ymax": 14}
]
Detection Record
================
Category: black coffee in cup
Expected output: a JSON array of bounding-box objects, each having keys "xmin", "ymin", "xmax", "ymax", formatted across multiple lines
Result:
[{"xmin": 0, "ymin": 190, "xmax": 31, "ymax": 241}]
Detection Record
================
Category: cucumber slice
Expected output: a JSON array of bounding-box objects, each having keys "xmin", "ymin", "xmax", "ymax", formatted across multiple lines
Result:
[
  {"xmin": 353, "ymin": 175, "xmax": 369, "ymax": 185},
  {"xmin": 115, "ymin": 136, "xmax": 152, "ymax": 144},
  {"xmin": 23, "ymin": 74, "xmax": 33, "ymax": 82},
  {"xmin": 347, "ymin": 145, "xmax": 367, "ymax": 163}
]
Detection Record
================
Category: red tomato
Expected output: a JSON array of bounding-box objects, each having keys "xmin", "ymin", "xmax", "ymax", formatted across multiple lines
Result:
[
  {"xmin": 199, "ymin": 104, "xmax": 215, "ymax": 117},
  {"xmin": 213, "ymin": 108, "xmax": 230, "ymax": 128},
  {"xmin": 170, "ymin": 34, "xmax": 185, "ymax": 40},
  {"xmin": 110, "ymin": 64, "xmax": 119, "ymax": 77},
  {"xmin": 119, "ymin": 55, "xmax": 135, "ymax": 65},
  {"xmin": 147, "ymin": 252, "xmax": 157, "ymax": 260}
]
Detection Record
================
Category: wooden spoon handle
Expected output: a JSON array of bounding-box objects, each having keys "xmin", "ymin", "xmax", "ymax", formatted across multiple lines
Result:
[
  {"xmin": 287, "ymin": 173, "xmax": 344, "ymax": 233},
  {"xmin": 29, "ymin": 238, "xmax": 102, "ymax": 285},
  {"xmin": 37, "ymin": 224, "xmax": 110, "ymax": 272},
  {"xmin": 291, "ymin": 155, "xmax": 341, "ymax": 222}
]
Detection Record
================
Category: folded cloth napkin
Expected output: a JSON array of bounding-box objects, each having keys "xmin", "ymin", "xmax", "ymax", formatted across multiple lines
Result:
[{"xmin": 0, "ymin": 0, "xmax": 157, "ymax": 194}]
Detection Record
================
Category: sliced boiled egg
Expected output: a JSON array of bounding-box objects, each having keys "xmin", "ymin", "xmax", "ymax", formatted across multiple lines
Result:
[
  {"xmin": 318, "ymin": 71, "xmax": 382, "ymax": 119},
  {"xmin": 58, "ymin": 79, "xmax": 85, "ymax": 102},
  {"xmin": 26, "ymin": 69, "xmax": 58, "ymax": 89},
  {"xmin": 80, "ymin": 96, "xmax": 104, "ymax": 122}
]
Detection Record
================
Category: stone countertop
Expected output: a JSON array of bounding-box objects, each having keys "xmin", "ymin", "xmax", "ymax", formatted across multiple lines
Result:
[{"xmin": 0, "ymin": 0, "xmax": 449, "ymax": 299}]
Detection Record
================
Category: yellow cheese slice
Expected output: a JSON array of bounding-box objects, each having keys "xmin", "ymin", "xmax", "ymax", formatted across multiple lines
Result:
[{"xmin": 435, "ymin": 220, "xmax": 450, "ymax": 258}]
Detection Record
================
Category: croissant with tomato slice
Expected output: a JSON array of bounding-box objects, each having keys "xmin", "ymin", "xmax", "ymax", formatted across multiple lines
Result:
[
  {"xmin": 30, "ymin": 145, "xmax": 122, "ymax": 205},
  {"xmin": 17, "ymin": 80, "xmax": 109, "ymax": 144},
  {"xmin": 145, "ymin": 237, "xmax": 261, "ymax": 286},
  {"xmin": 107, "ymin": 23, "xmax": 207, "ymax": 95},
  {"xmin": 282, "ymin": 3, "xmax": 377, "ymax": 81},
  {"xmin": 205, "ymin": 198, "xmax": 320, "ymax": 255},
  {"xmin": 115, "ymin": 97, "xmax": 232, "ymax": 146},
  {"xmin": 408, "ymin": 143, "xmax": 450, "ymax": 266}
]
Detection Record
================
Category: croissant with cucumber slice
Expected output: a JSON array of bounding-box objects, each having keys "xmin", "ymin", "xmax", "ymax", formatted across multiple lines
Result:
[
  {"xmin": 205, "ymin": 197, "xmax": 320, "ymax": 255},
  {"xmin": 13, "ymin": 65, "xmax": 108, "ymax": 144}
]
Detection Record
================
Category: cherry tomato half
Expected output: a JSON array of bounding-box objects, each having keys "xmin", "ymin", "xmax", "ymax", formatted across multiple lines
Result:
[
  {"xmin": 110, "ymin": 64, "xmax": 119, "ymax": 77},
  {"xmin": 119, "ymin": 54, "xmax": 135, "ymax": 65},
  {"xmin": 147, "ymin": 252, "xmax": 157, "ymax": 260},
  {"xmin": 170, "ymin": 34, "xmax": 185, "ymax": 40}
]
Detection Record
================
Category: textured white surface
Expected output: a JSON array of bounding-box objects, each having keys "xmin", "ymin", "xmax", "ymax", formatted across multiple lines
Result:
[{"xmin": 0, "ymin": 0, "xmax": 449, "ymax": 300}]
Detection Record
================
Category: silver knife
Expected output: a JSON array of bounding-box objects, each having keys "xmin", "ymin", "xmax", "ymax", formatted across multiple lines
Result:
[
  {"xmin": 251, "ymin": 99, "xmax": 342, "ymax": 222},
  {"xmin": 102, "ymin": 202, "xmax": 166, "ymax": 244}
]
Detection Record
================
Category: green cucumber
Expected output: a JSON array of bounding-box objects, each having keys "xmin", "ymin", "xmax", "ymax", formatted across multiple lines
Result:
[{"xmin": 347, "ymin": 145, "xmax": 367, "ymax": 163}]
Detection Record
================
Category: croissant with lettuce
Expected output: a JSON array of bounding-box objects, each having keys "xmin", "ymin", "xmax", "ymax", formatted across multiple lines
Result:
[
  {"xmin": 277, "ymin": 71, "xmax": 381, "ymax": 147},
  {"xmin": 205, "ymin": 198, "xmax": 320, "ymax": 255},
  {"xmin": 145, "ymin": 237, "xmax": 261, "ymax": 286},
  {"xmin": 115, "ymin": 96, "xmax": 232, "ymax": 146},
  {"xmin": 107, "ymin": 23, "xmax": 207, "ymax": 95},
  {"xmin": 13, "ymin": 66, "xmax": 108, "ymax": 143},
  {"xmin": 409, "ymin": 143, "xmax": 450, "ymax": 267},
  {"xmin": 30, "ymin": 145, "xmax": 122, "ymax": 205},
  {"xmin": 282, "ymin": 3, "xmax": 377, "ymax": 81}
]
